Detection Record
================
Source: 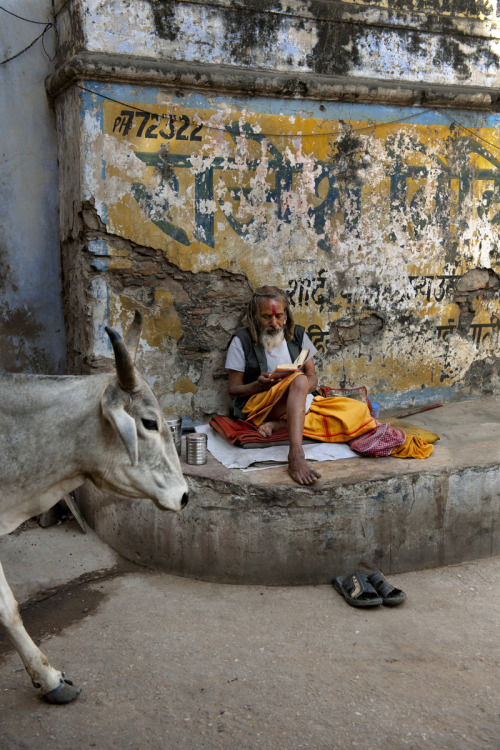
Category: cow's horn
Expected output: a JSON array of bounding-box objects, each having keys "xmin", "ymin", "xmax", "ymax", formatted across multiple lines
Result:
[
  {"xmin": 124, "ymin": 309, "xmax": 143, "ymax": 363},
  {"xmin": 105, "ymin": 327, "xmax": 138, "ymax": 391}
]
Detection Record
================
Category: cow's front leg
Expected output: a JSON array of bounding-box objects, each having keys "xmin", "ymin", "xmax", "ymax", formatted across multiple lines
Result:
[{"xmin": 0, "ymin": 561, "xmax": 80, "ymax": 703}]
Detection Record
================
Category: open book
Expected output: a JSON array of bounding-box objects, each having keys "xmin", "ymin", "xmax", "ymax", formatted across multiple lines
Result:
[{"xmin": 270, "ymin": 348, "xmax": 310, "ymax": 378}]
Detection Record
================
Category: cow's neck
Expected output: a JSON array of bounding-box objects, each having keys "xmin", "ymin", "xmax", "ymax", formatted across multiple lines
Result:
[{"xmin": 0, "ymin": 373, "xmax": 116, "ymax": 533}]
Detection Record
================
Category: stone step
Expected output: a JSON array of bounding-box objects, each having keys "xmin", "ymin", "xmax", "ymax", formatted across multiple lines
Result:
[{"xmin": 77, "ymin": 397, "xmax": 500, "ymax": 584}]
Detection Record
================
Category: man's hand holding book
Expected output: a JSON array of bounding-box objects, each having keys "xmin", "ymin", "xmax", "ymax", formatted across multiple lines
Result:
[{"xmin": 269, "ymin": 348, "xmax": 310, "ymax": 379}]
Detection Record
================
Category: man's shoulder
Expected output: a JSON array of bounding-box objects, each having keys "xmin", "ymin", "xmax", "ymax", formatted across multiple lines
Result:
[
  {"xmin": 231, "ymin": 328, "xmax": 253, "ymax": 346},
  {"xmin": 226, "ymin": 328, "xmax": 256, "ymax": 372}
]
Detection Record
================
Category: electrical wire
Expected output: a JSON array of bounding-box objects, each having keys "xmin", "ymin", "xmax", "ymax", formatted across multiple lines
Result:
[
  {"xmin": 435, "ymin": 107, "xmax": 500, "ymax": 154},
  {"xmin": 77, "ymin": 83, "xmax": 500, "ymax": 159},
  {"xmin": 76, "ymin": 84, "xmax": 433, "ymax": 140},
  {"xmin": 0, "ymin": 5, "xmax": 50, "ymax": 24},
  {"xmin": 0, "ymin": 5, "xmax": 55, "ymax": 65},
  {"xmin": 3, "ymin": 5, "xmax": 498, "ymax": 158}
]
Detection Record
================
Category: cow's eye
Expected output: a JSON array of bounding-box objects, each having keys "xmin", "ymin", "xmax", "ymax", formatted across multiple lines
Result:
[{"xmin": 142, "ymin": 418, "xmax": 158, "ymax": 431}]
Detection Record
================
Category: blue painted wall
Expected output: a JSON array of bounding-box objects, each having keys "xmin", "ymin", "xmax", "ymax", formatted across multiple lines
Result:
[{"xmin": 0, "ymin": 1, "xmax": 66, "ymax": 373}]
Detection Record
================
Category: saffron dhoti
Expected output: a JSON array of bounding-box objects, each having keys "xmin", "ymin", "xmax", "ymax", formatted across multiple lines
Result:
[{"xmin": 242, "ymin": 372, "xmax": 433, "ymax": 459}]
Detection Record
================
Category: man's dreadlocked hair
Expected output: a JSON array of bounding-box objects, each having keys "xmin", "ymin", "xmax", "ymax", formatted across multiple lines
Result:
[{"xmin": 245, "ymin": 285, "xmax": 295, "ymax": 344}]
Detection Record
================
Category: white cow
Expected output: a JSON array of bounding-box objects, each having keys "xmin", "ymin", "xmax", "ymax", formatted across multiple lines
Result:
[{"xmin": 0, "ymin": 311, "xmax": 189, "ymax": 703}]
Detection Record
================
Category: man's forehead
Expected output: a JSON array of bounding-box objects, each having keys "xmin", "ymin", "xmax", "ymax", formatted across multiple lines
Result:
[{"xmin": 258, "ymin": 297, "xmax": 285, "ymax": 314}]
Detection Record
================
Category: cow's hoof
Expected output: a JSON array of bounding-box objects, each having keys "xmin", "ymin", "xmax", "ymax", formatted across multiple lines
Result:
[{"xmin": 42, "ymin": 678, "xmax": 81, "ymax": 704}]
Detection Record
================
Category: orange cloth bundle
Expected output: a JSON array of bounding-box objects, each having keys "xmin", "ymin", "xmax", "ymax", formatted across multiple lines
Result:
[{"xmin": 242, "ymin": 375, "xmax": 376, "ymax": 443}]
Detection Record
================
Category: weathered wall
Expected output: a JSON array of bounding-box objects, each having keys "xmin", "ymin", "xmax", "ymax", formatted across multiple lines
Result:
[
  {"xmin": 0, "ymin": 1, "xmax": 66, "ymax": 373},
  {"xmin": 55, "ymin": 0, "xmax": 500, "ymax": 92},
  {"xmin": 48, "ymin": 0, "xmax": 500, "ymax": 417}
]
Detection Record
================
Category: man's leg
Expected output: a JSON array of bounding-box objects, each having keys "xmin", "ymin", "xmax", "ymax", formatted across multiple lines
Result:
[
  {"xmin": 257, "ymin": 374, "xmax": 321, "ymax": 485},
  {"xmin": 285, "ymin": 374, "xmax": 321, "ymax": 485}
]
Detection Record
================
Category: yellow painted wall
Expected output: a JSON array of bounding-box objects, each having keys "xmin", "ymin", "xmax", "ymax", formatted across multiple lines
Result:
[{"xmin": 80, "ymin": 85, "xmax": 500, "ymax": 412}]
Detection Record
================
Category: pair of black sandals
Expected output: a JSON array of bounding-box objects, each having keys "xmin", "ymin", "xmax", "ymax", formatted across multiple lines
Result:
[{"xmin": 333, "ymin": 571, "xmax": 406, "ymax": 608}]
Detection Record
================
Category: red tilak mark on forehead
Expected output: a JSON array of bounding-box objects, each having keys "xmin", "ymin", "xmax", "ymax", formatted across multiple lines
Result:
[{"xmin": 270, "ymin": 301, "xmax": 277, "ymax": 315}]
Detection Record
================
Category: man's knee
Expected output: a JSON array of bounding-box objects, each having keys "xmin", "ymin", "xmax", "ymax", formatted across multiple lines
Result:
[{"xmin": 289, "ymin": 373, "xmax": 309, "ymax": 392}]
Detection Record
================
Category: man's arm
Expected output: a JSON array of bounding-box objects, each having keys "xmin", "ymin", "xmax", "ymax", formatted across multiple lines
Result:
[{"xmin": 227, "ymin": 369, "xmax": 276, "ymax": 398}]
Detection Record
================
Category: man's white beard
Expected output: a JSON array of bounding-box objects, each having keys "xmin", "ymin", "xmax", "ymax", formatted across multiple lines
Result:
[{"xmin": 260, "ymin": 328, "xmax": 285, "ymax": 353}]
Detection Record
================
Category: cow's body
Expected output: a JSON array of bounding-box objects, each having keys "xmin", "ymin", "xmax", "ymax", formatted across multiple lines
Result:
[{"xmin": 0, "ymin": 312, "xmax": 188, "ymax": 702}]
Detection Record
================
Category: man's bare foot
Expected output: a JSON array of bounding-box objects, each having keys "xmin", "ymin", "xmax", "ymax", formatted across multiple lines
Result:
[
  {"xmin": 257, "ymin": 419, "xmax": 287, "ymax": 437},
  {"xmin": 288, "ymin": 449, "xmax": 322, "ymax": 485}
]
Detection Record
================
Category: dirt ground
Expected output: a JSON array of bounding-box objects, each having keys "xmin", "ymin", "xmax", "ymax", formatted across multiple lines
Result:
[{"xmin": 0, "ymin": 521, "xmax": 499, "ymax": 750}]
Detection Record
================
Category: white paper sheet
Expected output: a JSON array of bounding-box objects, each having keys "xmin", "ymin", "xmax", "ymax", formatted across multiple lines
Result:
[{"xmin": 195, "ymin": 424, "xmax": 359, "ymax": 471}]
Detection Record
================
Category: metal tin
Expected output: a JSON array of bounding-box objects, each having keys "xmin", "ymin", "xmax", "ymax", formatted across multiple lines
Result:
[
  {"xmin": 164, "ymin": 414, "xmax": 182, "ymax": 455},
  {"xmin": 186, "ymin": 433, "xmax": 207, "ymax": 465}
]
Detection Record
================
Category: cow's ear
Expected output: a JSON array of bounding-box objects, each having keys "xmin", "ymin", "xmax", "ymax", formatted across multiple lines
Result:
[{"xmin": 102, "ymin": 403, "xmax": 139, "ymax": 466}]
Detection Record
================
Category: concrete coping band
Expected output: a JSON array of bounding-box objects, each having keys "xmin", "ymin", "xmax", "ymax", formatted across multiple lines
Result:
[{"xmin": 45, "ymin": 51, "xmax": 499, "ymax": 111}]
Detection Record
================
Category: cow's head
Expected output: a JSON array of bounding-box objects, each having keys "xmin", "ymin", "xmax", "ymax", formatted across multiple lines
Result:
[{"xmin": 96, "ymin": 311, "xmax": 189, "ymax": 512}]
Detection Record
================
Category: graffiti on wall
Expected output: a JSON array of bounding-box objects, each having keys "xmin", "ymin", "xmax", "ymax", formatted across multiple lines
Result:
[{"xmin": 105, "ymin": 105, "xmax": 500, "ymax": 255}]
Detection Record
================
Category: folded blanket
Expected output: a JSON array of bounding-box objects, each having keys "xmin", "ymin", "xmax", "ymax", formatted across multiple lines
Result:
[{"xmin": 210, "ymin": 415, "xmax": 290, "ymax": 447}]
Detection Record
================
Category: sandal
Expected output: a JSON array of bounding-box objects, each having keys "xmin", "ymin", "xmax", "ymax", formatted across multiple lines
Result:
[
  {"xmin": 333, "ymin": 572, "xmax": 383, "ymax": 608},
  {"xmin": 367, "ymin": 571, "xmax": 406, "ymax": 606}
]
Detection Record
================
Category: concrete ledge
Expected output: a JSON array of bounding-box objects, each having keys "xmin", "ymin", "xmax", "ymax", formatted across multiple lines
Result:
[
  {"xmin": 76, "ymin": 398, "xmax": 500, "ymax": 584},
  {"xmin": 46, "ymin": 51, "xmax": 500, "ymax": 111}
]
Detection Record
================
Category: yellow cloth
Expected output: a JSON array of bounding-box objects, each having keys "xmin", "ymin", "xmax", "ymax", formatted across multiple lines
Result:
[
  {"xmin": 242, "ymin": 373, "xmax": 433, "ymax": 459},
  {"xmin": 386, "ymin": 417, "xmax": 440, "ymax": 444},
  {"xmin": 390, "ymin": 435, "xmax": 434, "ymax": 459},
  {"xmin": 242, "ymin": 373, "xmax": 376, "ymax": 442},
  {"xmin": 242, "ymin": 371, "xmax": 302, "ymax": 426},
  {"xmin": 303, "ymin": 395, "xmax": 376, "ymax": 443}
]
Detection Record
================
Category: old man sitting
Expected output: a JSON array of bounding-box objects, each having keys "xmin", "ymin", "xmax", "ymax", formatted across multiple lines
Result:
[{"xmin": 225, "ymin": 285, "xmax": 433, "ymax": 486}]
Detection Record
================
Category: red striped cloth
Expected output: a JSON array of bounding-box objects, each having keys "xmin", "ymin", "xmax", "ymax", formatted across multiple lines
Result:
[
  {"xmin": 209, "ymin": 415, "xmax": 290, "ymax": 447},
  {"xmin": 348, "ymin": 421, "xmax": 406, "ymax": 456}
]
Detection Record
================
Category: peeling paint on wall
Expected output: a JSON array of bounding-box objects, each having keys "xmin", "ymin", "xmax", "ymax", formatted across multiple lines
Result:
[{"xmin": 49, "ymin": 0, "xmax": 500, "ymax": 416}]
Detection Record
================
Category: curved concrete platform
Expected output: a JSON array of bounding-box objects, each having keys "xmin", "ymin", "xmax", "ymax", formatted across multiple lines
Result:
[{"xmin": 76, "ymin": 398, "xmax": 500, "ymax": 584}]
